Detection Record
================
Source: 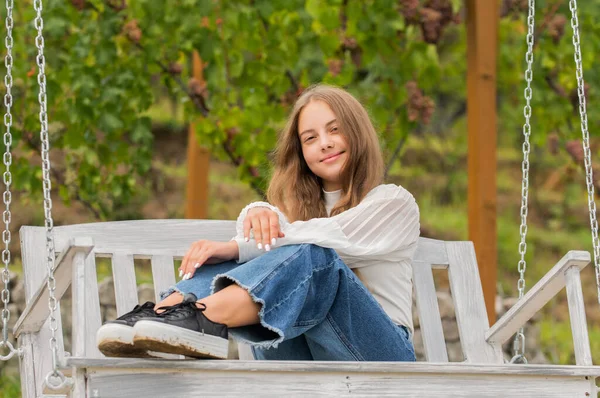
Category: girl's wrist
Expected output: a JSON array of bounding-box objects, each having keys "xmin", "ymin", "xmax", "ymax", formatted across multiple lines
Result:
[{"xmin": 229, "ymin": 240, "xmax": 240, "ymax": 260}]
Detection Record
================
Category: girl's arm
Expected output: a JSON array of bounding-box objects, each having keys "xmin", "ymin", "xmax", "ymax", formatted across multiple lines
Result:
[
  {"xmin": 285, "ymin": 185, "xmax": 420, "ymax": 266},
  {"xmin": 233, "ymin": 184, "xmax": 420, "ymax": 266}
]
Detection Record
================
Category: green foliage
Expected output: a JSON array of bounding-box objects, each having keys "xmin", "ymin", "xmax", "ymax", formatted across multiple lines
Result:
[
  {"xmin": 1, "ymin": 1, "xmax": 598, "ymax": 218},
  {"xmin": 539, "ymin": 319, "xmax": 600, "ymax": 365},
  {"xmin": 0, "ymin": 374, "xmax": 20, "ymax": 398},
  {"xmin": 497, "ymin": 1, "xmax": 600, "ymax": 150}
]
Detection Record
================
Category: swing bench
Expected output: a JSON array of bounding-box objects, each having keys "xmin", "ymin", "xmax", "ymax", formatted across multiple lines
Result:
[
  {"xmin": 11, "ymin": 221, "xmax": 600, "ymax": 397},
  {"xmin": 2, "ymin": 0, "xmax": 600, "ymax": 397}
]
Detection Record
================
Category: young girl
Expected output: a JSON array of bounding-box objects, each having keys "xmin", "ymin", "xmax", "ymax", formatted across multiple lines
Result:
[{"xmin": 96, "ymin": 84, "xmax": 420, "ymax": 362}]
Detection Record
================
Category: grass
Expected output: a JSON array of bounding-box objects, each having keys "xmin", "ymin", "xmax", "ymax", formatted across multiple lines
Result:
[
  {"xmin": 0, "ymin": 375, "xmax": 20, "ymax": 398},
  {"xmin": 539, "ymin": 319, "xmax": 600, "ymax": 365}
]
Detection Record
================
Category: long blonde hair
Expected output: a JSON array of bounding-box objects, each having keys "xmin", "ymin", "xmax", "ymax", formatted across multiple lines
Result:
[{"xmin": 267, "ymin": 84, "xmax": 384, "ymax": 222}]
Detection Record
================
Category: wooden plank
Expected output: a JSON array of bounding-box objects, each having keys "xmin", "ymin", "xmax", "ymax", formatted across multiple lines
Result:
[
  {"xmin": 71, "ymin": 251, "xmax": 88, "ymax": 358},
  {"xmin": 111, "ymin": 254, "xmax": 138, "ymax": 316},
  {"xmin": 412, "ymin": 260, "xmax": 448, "ymax": 362},
  {"xmin": 17, "ymin": 334, "xmax": 37, "ymax": 398},
  {"xmin": 72, "ymin": 251, "xmax": 103, "ymax": 359},
  {"xmin": 237, "ymin": 343, "xmax": 254, "ymax": 360},
  {"xmin": 16, "ymin": 228, "xmax": 44, "ymax": 398},
  {"xmin": 20, "ymin": 220, "xmax": 238, "ymax": 258},
  {"xmin": 86, "ymin": 371, "xmax": 593, "ymax": 398},
  {"xmin": 15, "ymin": 233, "xmax": 92, "ymax": 397},
  {"xmin": 445, "ymin": 242, "xmax": 502, "ymax": 363},
  {"xmin": 413, "ymin": 238, "xmax": 448, "ymax": 266},
  {"xmin": 33, "ymin": 316, "xmax": 66, "ymax": 398},
  {"xmin": 185, "ymin": 50, "xmax": 210, "ymax": 219},
  {"xmin": 65, "ymin": 357, "xmax": 600, "ymax": 377},
  {"xmin": 565, "ymin": 266, "xmax": 593, "ymax": 366},
  {"xmin": 83, "ymin": 254, "xmax": 103, "ymax": 358},
  {"xmin": 466, "ymin": 0, "xmax": 499, "ymax": 325},
  {"xmin": 24, "ymin": 221, "xmax": 448, "ymax": 263},
  {"xmin": 13, "ymin": 237, "xmax": 94, "ymax": 336},
  {"xmin": 151, "ymin": 255, "xmax": 176, "ymax": 303},
  {"xmin": 485, "ymin": 251, "xmax": 590, "ymax": 345},
  {"xmin": 71, "ymin": 368, "xmax": 86, "ymax": 398}
]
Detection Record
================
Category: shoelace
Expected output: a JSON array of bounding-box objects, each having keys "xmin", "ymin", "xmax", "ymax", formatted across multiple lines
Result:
[
  {"xmin": 116, "ymin": 302, "xmax": 154, "ymax": 320},
  {"xmin": 156, "ymin": 300, "xmax": 207, "ymax": 317}
]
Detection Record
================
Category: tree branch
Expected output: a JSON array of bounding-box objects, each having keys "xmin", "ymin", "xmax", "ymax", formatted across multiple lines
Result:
[
  {"xmin": 134, "ymin": 42, "xmax": 210, "ymax": 116},
  {"xmin": 385, "ymin": 132, "xmax": 408, "ymax": 180},
  {"xmin": 285, "ymin": 70, "xmax": 299, "ymax": 93},
  {"xmin": 132, "ymin": 42, "xmax": 266, "ymax": 198},
  {"xmin": 533, "ymin": 0, "xmax": 564, "ymax": 46},
  {"xmin": 544, "ymin": 73, "xmax": 568, "ymax": 98},
  {"xmin": 21, "ymin": 131, "xmax": 103, "ymax": 219}
]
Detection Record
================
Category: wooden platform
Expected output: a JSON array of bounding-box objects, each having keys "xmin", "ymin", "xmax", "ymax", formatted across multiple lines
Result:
[{"xmin": 66, "ymin": 358, "xmax": 600, "ymax": 397}]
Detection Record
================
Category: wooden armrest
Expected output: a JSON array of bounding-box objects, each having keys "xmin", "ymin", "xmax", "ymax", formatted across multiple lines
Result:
[
  {"xmin": 485, "ymin": 250, "xmax": 590, "ymax": 345},
  {"xmin": 13, "ymin": 237, "xmax": 94, "ymax": 337}
]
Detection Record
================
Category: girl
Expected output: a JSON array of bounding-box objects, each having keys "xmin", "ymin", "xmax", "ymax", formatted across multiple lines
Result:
[{"xmin": 96, "ymin": 84, "xmax": 420, "ymax": 362}]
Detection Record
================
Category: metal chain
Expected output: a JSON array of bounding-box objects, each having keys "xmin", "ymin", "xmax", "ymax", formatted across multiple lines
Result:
[
  {"xmin": 33, "ymin": 0, "xmax": 69, "ymax": 389},
  {"xmin": 569, "ymin": 0, "xmax": 600, "ymax": 306},
  {"xmin": 0, "ymin": 0, "xmax": 18, "ymax": 363},
  {"xmin": 510, "ymin": 0, "xmax": 535, "ymax": 365}
]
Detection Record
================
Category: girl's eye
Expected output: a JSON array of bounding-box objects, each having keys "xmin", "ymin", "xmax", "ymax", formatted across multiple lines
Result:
[
  {"xmin": 331, "ymin": 127, "xmax": 338, "ymax": 132},
  {"xmin": 305, "ymin": 136, "xmax": 315, "ymax": 142}
]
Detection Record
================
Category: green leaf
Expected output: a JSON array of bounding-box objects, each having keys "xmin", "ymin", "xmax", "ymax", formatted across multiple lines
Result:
[{"xmin": 99, "ymin": 113, "xmax": 124, "ymax": 133}]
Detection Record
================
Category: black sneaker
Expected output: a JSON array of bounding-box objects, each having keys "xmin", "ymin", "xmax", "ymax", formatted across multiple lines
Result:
[
  {"xmin": 132, "ymin": 293, "xmax": 229, "ymax": 359},
  {"xmin": 97, "ymin": 301, "xmax": 158, "ymax": 358}
]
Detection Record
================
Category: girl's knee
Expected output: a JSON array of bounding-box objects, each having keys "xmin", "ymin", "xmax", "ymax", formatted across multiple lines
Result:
[{"xmin": 303, "ymin": 243, "xmax": 339, "ymax": 259}]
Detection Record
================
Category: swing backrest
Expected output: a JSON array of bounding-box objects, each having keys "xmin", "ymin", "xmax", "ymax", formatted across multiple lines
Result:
[{"xmin": 19, "ymin": 219, "xmax": 502, "ymax": 366}]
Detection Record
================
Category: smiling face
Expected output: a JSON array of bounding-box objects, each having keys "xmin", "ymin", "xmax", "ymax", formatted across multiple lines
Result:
[{"xmin": 297, "ymin": 100, "xmax": 348, "ymax": 192}]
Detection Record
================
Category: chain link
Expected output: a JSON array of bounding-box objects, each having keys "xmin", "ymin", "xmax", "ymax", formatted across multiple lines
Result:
[
  {"xmin": 0, "ymin": 0, "xmax": 18, "ymax": 362},
  {"xmin": 510, "ymin": 0, "xmax": 535, "ymax": 365},
  {"xmin": 569, "ymin": 0, "xmax": 600, "ymax": 306},
  {"xmin": 33, "ymin": 0, "xmax": 68, "ymax": 389}
]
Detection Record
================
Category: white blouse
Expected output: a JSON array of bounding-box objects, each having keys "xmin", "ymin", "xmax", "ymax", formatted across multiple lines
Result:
[{"xmin": 231, "ymin": 183, "xmax": 420, "ymax": 334}]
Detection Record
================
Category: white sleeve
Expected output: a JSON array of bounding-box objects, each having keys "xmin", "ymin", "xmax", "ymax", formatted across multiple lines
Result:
[
  {"xmin": 282, "ymin": 186, "xmax": 420, "ymax": 266},
  {"xmin": 233, "ymin": 185, "xmax": 420, "ymax": 267}
]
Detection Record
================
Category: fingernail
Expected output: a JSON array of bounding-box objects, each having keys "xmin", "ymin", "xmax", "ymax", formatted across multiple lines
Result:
[
  {"xmin": 194, "ymin": 263, "xmax": 200, "ymax": 269},
  {"xmin": 271, "ymin": 238, "xmax": 276, "ymax": 245},
  {"xmin": 179, "ymin": 269, "xmax": 183, "ymax": 278},
  {"xmin": 245, "ymin": 236, "xmax": 249, "ymax": 242},
  {"xmin": 257, "ymin": 243, "xmax": 262, "ymax": 250},
  {"xmin": 186, "ymin": 273, "xmax": 191, "ymax": 280},
  {"xmin": 265, "ymin": 244, "xmax": 271, "ymax": 252}
]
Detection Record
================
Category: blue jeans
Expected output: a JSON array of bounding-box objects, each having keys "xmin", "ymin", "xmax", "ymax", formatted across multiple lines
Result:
[{"xmin": 160, "ymin": 243, "xmax": 415, "ymax": 362}]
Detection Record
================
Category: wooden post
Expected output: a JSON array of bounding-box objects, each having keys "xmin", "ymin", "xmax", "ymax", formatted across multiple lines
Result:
[
  {"xmin": 185, "ymin": 51, "xmax": 210, "ymax": 219},
  {"xmin": 466, "ymin": 0, "xmax": 498, "ymax": 325}
]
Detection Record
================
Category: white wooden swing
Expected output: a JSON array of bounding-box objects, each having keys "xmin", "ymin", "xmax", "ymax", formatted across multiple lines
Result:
[{"xmin": 1, "ymin": 0, "xmax": 600, "ymax": 397}]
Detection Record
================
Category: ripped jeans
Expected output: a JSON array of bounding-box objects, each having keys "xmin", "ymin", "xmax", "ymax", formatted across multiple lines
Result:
[{"xmin": 159, "ymin": 243, "xmax": 415, "ymax": 361}]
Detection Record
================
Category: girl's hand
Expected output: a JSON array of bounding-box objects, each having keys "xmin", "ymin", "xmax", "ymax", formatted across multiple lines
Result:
[
  {"xmin": 244, "ymin": 207, "xmax": 285, "ymax": 251},
  {"xmin": 179, "ymin": 240, "xmax": 239, "ymax": 280}
]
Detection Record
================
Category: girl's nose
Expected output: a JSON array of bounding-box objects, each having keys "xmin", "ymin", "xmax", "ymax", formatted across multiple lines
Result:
[{"xmin": 320, "ymin": 135, "xmax": 334, "ymax": 150}]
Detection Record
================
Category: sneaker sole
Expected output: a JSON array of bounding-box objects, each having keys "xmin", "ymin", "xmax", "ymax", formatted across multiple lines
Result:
[
  {"xmin": 97, "ymin": 323, "xmax": 151, "ymax": 358},
  {"xmin": 133, "ymin": 320, "xmax": 228, "ymax": 359},
  {"xmin": 97, "ymin": 323, "xmax": 186, "ymax": 359}
]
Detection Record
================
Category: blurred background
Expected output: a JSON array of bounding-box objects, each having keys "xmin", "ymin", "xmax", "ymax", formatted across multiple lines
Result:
[{"xmin": 1, "ymin": 0, "xmax": 600, "ymax": 395}]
